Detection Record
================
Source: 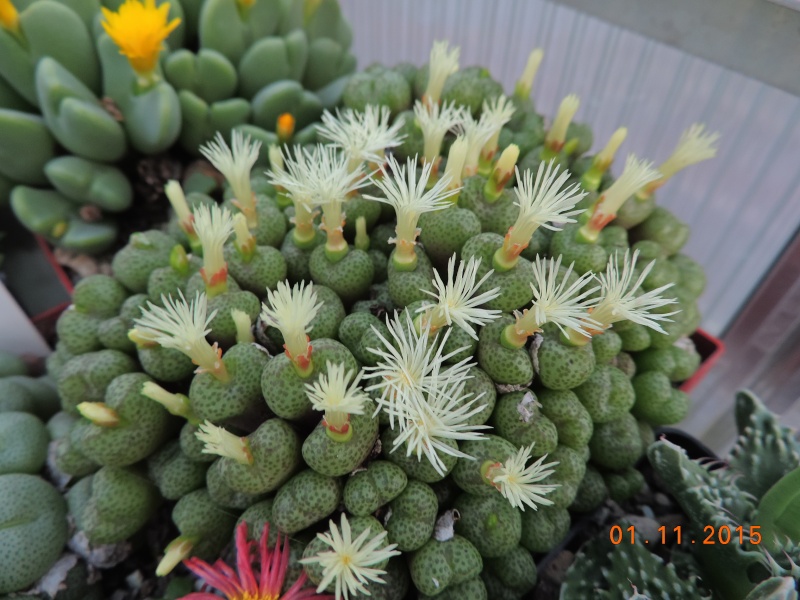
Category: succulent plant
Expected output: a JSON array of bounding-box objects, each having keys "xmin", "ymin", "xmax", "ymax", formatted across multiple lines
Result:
[
  {"xmin": 563, "ymin": 390, "xmax": 800, "ymax": 600},
  {"xmin": 2, "ymin": 0, "xmax": 355, "ymax": 254},
  {"xmin": 2, "ymin": 33, "xmax": 725, "ymax": 599}
]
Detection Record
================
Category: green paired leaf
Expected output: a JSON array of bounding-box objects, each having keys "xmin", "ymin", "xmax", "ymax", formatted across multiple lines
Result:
[
  {"xmin": 198, "ymin": 0, "xmax": 284, "ymax": 64},
  {"xmin": 237, "ymin": 30, "xmax": 308, "ymax": 99},
  {"xmin": 314, "ymin": 73, "xmax": 351, "ymax": 109},
  {"xmin": 49, "ymin": 0, "xmax": 102, "ymax": 31},
  {"xmin": 97, "ymin": 35, "xmax": 181, "ymax": 154},
  {"xmin": 178, "ymin": 91, "xmax": 250, "ymax": 154},
  {"xmin": 251, "ymin": 79, "xmax": 322, "ymax": 131},
  {"xmin": 0, "ymin": 75, "xmax": 35, "ymax": 112},
  {"xmin": 0, "ymin": 0, "xmax": 99, "ymax": 106},
  {"xmin": 36, "ymin": 57, "xmax": 127, "ymax": 162},
  {"xmin": 303, "ymin": 37, "xmax": 355, "ymax": 91},
  {"xmin": 304, "ymin": 0, "xmax": 351, "ymax": 49},
  {"xmin": 0, "ymin": 109, "xmax": 56, "ymax": 185},
  {"xmin": 164, "ymin": 48, "xmax": 238, "ymax": 103},
  {"xmin": 125, "ymin": 82, "xmax": 182, "ymax": 153},
  {"xmin": 45, "ymin": 156, "xmax": 133, "ymax": 212},
  {"xmin": 10, "ymin": 186, "xmax": 76, "ymax": 239},
  {"xmin": 59, "ymin": 216, "xmax": 118, "ymax": 253}
]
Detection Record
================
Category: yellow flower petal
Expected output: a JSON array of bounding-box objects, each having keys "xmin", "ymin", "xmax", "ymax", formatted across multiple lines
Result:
[
  {"xmin": 101, "ymin": 0, "xmax": 180, "ymax": 76},
  {"xmin": 0, "ymin": 0, "xmax": 20, "ymax": 32}
]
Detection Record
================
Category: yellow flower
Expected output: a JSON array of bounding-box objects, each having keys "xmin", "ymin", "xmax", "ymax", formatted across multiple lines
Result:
[
  {"xmin": 0, "ymin": 0, "xmax": 20, "ymax": 32},
  {"xmin": 101, "ymin": 0, "xmax": 180, "ymax": 77}
]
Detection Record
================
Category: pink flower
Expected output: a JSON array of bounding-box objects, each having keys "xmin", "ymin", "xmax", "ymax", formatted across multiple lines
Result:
[{"xmin": 182, "ymin": 522, "xmax": 331, "ymax": 600}]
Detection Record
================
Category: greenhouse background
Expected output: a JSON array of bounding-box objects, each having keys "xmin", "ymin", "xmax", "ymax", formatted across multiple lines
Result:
[{"xmin": 339, "ymin": 0, "xmax": 800, "ymax": 448}]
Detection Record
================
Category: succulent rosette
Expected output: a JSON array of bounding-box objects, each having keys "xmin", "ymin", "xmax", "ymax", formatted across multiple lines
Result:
[
  {"xmin": 2, "ymin": 0, "xmax": 356, "ymax": 253},
  {"xmin": 0, "ymin": 28, "xmax": 734, "ymax": 600}
]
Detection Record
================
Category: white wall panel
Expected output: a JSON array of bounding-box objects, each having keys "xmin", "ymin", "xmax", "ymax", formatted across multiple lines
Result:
[{"xmin": 340, "ymin": 0, "xmax": 800, "ymax": 336}]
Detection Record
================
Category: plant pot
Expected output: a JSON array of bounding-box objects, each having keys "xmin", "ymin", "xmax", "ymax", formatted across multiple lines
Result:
[
  {"xmin": 680, "ymin": 328, "xmax": 725, "ymax": 393},
  {"xmin": 1, "ymin": 225, "xmax": 73, "ymax": 350}
]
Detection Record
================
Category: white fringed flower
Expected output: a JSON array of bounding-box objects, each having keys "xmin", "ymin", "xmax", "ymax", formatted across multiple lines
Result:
[
  {"xmin": 414, "ymin": 99, "xmax": 464, "ymax": 163},
  {"xmin": 658, "ymin": 123, "xmax": 720, "ymax": 179},
  {"xmin": 417, "ymin": 254, "xmax": 502, "ymax": 339},
  {"xmin": 365, "ymin": 154, "xmax": 458, "ymax": 264},
  {"xmin": 310, "ymin": 144, "xmax": 368, "ymax": 204},
  {"xmin": 134, "ymin": 291, "xmax": 226, "ymax": 379},
  {"xmin": 304, "ymin": 144, "xmax": 368, "ymax": 253},
  {"xmin": 488, "ymin": 443, "xmax": 560, "ymax": 511},
  {"xmin": 595, "ymin": 154, "xmax": 661, "ymax": 217},
  {"xmin": 386, "ymin": 367, "xmax": 489, "ymax": 475},
  {"xmin": 457, "ymin": 113, "xmax": 495, "ymax": 177},
  {"xmin": 318, "ymin": 105, "xmax": 405, "ymax": 170},
  {"xmin": 363, "ymin": 312, "xmax": 472, "ymax": 428},
  {"xmin": 261, "ymin": 280, "xmax": 323, "ymax": 365},
  {"xmin": 306, "ymin": 361, "xmax": 369, "ymax": 433},
  {"xmin": 480, "ymin": 94, "xmax": 516, "ymax": 157},
  {"xmin": 513, "ymin": 161, "xmax": 586, "ymax": 238},
  {"xmin": 300, "ymin": 514, "xmax": 400, "ymax": 600},
  {"xmin": 514, "ymin": 254, "xmax": 600, "ymax": 338},
  {"xmin": 192, "ymin": 203, "xmax": 234, "ymax": 293},
  {"xmin": 423, "ymin": 40, "xmax": 460, "ymax": 106},
  {"xmin": 199, "ymin": 131, "xmax": 261, "ymax": 227},
  {"xmin": 267, "ymin": 145, "xmax": 313, "ymax": 203},
  {"xmin": 590, "ymin": 249, "xmax": 679, "ymax": 333}
]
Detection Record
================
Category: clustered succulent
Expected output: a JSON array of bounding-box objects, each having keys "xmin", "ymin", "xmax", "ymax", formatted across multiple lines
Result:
[
  {"xmin": 1, "ymin": 32, "xmax": 723, "ymax": 600},
  {"xmin": 1, "ymin": 0, "xmax": 354, "ymax": 253},
  {"xmin": 562, "ymin": 390, "xmax": 800, "ymax": 600}
]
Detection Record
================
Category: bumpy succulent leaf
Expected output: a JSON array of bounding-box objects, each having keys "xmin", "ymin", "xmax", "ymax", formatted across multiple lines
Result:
[
  {"xmin": 730, "ymin": 390, "xmax": 800, "ymax": 498},
  {"xmin": 562, "ymin": 528, "xmax": 711, "ymax": 600}
]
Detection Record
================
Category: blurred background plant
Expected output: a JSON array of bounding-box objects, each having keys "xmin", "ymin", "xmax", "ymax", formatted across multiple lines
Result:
[{"xmin": 0, "ymin": 0, "xmax": 355, "ymax": 255}]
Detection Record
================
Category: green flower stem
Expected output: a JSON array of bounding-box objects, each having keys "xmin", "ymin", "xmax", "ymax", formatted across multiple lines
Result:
[
  {"xmin": 574, "ymin": 222, "xmax": 601, "ymax": 245},
  {"xmin": 477, "ymin": 152, "xmax": 494, "ymax": 178},
  {"xmin": 391, "ymin": 245, "xmax": 418, "ymax": 271},
  {"xmin": 275, "ymin": 191, "xmax": 292, "ymax": 209},
  {"xmin": 562, "ymin": 137, "xmax": 580, "ymax": 156},
  {"xmin": 170, "ymin": 245, "xmax": 190, "ymax": 275},
  {"xmin": 580, "ymin": 165, "xmax": 603, "ymax": 192},
  {"xmin": 499, "ymin": 322, "xmax": 530, "ymax": 350},
  {"xmin": 354, "ymin": 217, "xmax": 370, "ymax": 252},
  {"xmin": 321, "ymin": 202, "xmax": 349, "ymax": 262},
  {"xmin": 540, "ymin": 145, "xmax": 560, "ymax": 162},
  {"xmin": 492, "ymin": 244, "xmax": 521, "ymax": 273}
]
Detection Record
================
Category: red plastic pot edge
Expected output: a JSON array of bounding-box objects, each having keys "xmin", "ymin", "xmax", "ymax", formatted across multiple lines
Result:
[
  {"xmin": 28, "ymin": 236, "xmax": 74, "ymax": 345},
  {"xmin": 679, "ymin": 328, "xmax": 726, "ymax": 393},
  {"xmin": 35, "ymin": 235, "xmax": 74, "ymax": 294}
]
